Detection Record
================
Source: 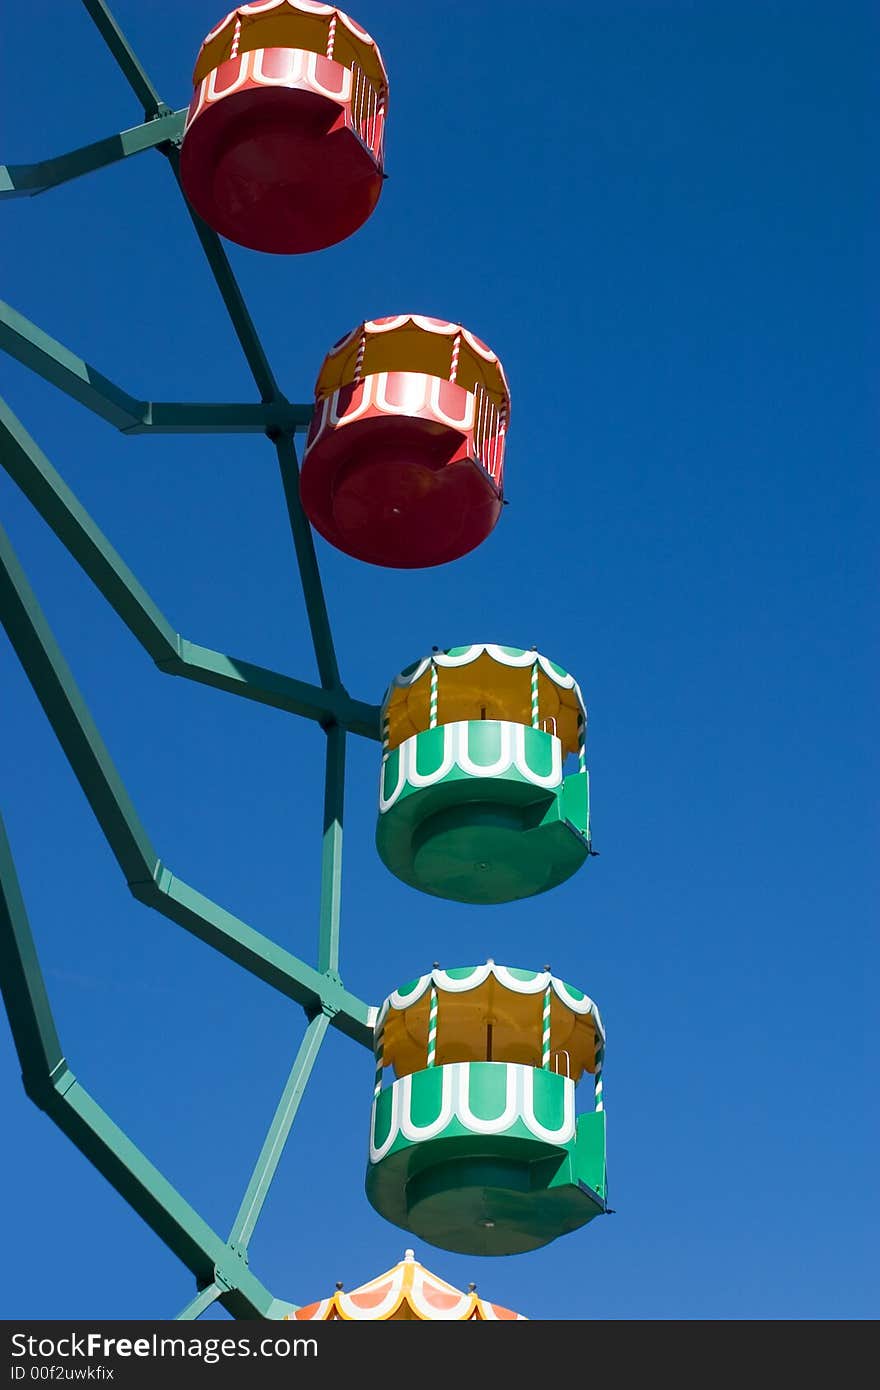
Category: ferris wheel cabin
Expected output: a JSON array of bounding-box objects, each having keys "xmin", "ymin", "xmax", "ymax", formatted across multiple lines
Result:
[
  {"xmin": 366, "ymin": 962, "xmax": 608, "ymax": 1257},
  {"xmin": 377, "ymin": 645, "xmax": 591, "ymax": 903},
  {"xmin": 179, "ymin": 2, "xmax": 387, "ymax": 253},
  {"xmin": 299, "ymin": 316, "xmax": 509, "ymax": 567}
]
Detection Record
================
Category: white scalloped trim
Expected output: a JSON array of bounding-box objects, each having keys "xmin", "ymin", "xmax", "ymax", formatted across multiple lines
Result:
[
  {"xmin": 202, "ymin": 1, "xmax": 385, "ymax": 83},
  {"xmin": 369, "ymin": 1062, "xmax": 577, "ymax": 1164},
  {"xmin": 383, "ymin": 645, "xmax": 586, "ymax": 721},
  {"xmin": 376, "ymin": 959, "xmax": 603, "ymax": 1040},
  {"xmin": 378, "ymin": 720, "xmax": 563, "ymax": 813},
  {"xmin": 321, "ymin": 317, "xmax": 510, "ymax": 399}
]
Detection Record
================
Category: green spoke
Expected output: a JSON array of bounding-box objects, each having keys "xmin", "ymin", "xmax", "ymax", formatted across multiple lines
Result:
[
  {"xmin": 318, "ymin": 725, "xmax": 346, "ymax": 975},
  {"xmin": 81, "ymin": 0, "xmax": 171, "ymax": 118},
  {"xmin": 275, "ymin": 433, "xmax": 341, "ymax": 690},
  {"xmin": 174, "ymin": 1283, "xmax": 223, "ymax": 1322},
  {"xmin": 0, "ymin": 111, "xmax": 186, "ymax": 199},
  {"xmin": 0, "ymin": 817, "xmax": 275, "ymax": 1318},
  {"xmin": 0, "ymin": 400, "xmax": 379, "ymax": 738},
  {"xmin": 0, "ymin": 0, "xmax": 383, "ymax": 1316},
  {"xmin": 228, "ymin": 1013, "xmax": 330, "ymax": 1251},
  {"xmin": 0, "ymin": 520, "xmax": 373, "ymax": 1045},
  {"xmin": 168, "ymin": 147, "xmax": 282, "ymax": 404}
]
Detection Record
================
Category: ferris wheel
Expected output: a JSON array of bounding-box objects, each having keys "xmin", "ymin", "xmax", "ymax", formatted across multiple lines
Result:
[{"xmin": 0, "ymin": 1, "xmax": 610, "ymax": 1320}]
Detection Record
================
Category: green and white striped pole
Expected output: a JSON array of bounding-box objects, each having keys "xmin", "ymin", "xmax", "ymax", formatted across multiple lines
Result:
[
  {"xmin": 373, "ymin": 1021, "xmax": 385, "ymax": 1100},
  {"xmin": 429, "ymin": 660, "xmax": 438, "ymax": 730},
  {"xmin": 577, "ymin": 710, "xmax": 586, "ymax": 774},
  {"xmin": 541, "ymin": 981, "xmax": 552, "ymax": 1069},
  {"xmin": 531, "ymin": 659, "xmax": 540, "ymax": 730},
  {"xmin": 594, "ymin": 1046, "xmax": 604, "ymax": 1112},
  {"xmin": 426, "ymin": 985, "xmax": 439, "ymax": 1067},
  {"xmin": 381, "ymin": 706, "xmax": 390, "ymax": 761}
]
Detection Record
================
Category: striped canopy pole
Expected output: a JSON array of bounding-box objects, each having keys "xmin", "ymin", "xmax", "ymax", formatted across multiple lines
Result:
[
  {"xmin": 381, "ymin": 707, "xmax": 390, "ymax": 761},
  {"xmin": 426, "ymin": 985, "xmax": 439, "ymax": 1067},
  {"xmin": 541, "ymin": 981, "xmax": 552, "ymax": 1069},
  {"xmin": 373, "ymin": 1021, "xmax": 385, "ymax": 1100},
  {"xmin": 353, "ymin": 328, "xmax": 368, "ymax": 383},
  {"xmin": 594, "ymin": 1046, "xmax": 605, "ymax": 1112},
  {"xmin": 449, "ymin": 331, "xmax": 462, "ymax": 383},
  {"xmin": 531, "ymin": 659, "xmax": 540, "ymax": 729},
  {"xmin": 429, "ymin": 660, "xmax": 439, "ymax": 730},
  {"xmin": 577, "ymin": 710, "xmax": 587, "ymax": 774}
]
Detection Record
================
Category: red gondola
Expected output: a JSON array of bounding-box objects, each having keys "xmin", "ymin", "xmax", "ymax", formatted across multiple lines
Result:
[
  {"xmin": 179, "ymin": 2, "xmax": 387, "ymax": 254},
  {"xmin": 300, "ymin": 315, "xmax": 510, "ymax": 568}
]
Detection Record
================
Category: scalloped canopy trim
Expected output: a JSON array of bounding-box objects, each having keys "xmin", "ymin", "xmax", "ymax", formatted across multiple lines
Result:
[
  {"xmin": 329, "ymin": 315, "xmax": 498, "ymax": 361},
  {"xmin": 383, "ymin": 645, "xmax": 585, "ymax": 718},
  {"xmin": 199, "ymin": 2, "xmax": 387, "ymax": 86},
  {"xmin": 289, "ymin": 1250, "xmax": 524, "ymax": 1320},
  {"xmin": 319, "ymin": 316, "xmax": 510, "ymax": 402},
  {"xmin": 377, "ymin": 960, "xmax": 604, "ymax": 1040}
]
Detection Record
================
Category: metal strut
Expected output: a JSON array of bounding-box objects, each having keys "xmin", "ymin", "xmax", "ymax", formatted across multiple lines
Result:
[{"xmin": 0, "ymin": 0, "xmax": 381, "ymax": 1317}]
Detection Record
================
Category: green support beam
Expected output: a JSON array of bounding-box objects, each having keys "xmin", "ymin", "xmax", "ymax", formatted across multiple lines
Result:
[
  {"xmin": 0, "ymin": 814, "xmax": 277, "ymax": 1319},
  {"xmin": 169, "ymin": 642, "xmax": 380, "ymax": 741},
  {"xmin": 1, "ymin": 299, "xmax": 153, "ymax": 432},
  {"xmin": 81, "ymin": 0, "xmax": 172, "ymax": 119},
  {"xmin": 0, "ymin": 818, "xmax": 65, "ymax": 1087},
  {"xmin": 275, "ymin": 433, "xmax": 341, "ymax": 691},
  {"xmin": 0, "ymin": 394, "xmax": 179, "ymax": 658},
  {"xmin": 318, "ymin": 726, "xmax": 346, "ymax": 975},
  {"xmin": 129, "ymin": 402, "xmax": 313, "ymax": 434},
  {"xmin": 0, "ymin": 519, "xmax": 161, "ymax": 883},
  {"xmin": 0, "ymin": 111, "xmax": 186, "ymax": 199},
  {"xmin": 0, "ymin": 399, "xmax": 380, "ymax": 739},
  {"xmin": 0, "ymin": 519, "xmax": 374, "ymax": 1046},
  {"xmin": 137, "ymin": 867, "xmax": 373, "ymax": 1047},
  {"xmin": 175, "ymin": 1283, "xmax": 223, "ymax": 1322},
  {"xmin": 0, "ymin": 0, "xmax": 383, "ymax": 1317},
  {"xmin": 0, "ymin": 303, "xmax": 312, "ymax": 435},
  {"xmin": 168, "ymin": 149, "xmax": 282, "ymax": 405},
  {"xmin": 81, "ymin": 0, "xmax": 280, "ymax": 403},
  {"xmin": 46, "ymin": 1069, "xmax": 280, "ymax": 1318},
  {"xmin": 228, "ymin": 1013, "xmax": 330, "ymax": 1251}
]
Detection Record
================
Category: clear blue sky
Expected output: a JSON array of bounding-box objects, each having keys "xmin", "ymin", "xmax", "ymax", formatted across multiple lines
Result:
[{"xmin": 1, "ymin": 0, "xmax": 876, "ymax": 1320}]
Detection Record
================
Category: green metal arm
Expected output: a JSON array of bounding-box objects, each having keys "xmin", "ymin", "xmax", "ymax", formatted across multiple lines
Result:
[
  {"xmin": 0, "ymin": 518, "xmax": 374, "ymax": 1046},
  {"xmin": 0, "ymin": 815, "xmax": 300, "ymax": 1319},
  {"xmin": 0, "ymin": 111, "xmax": 186, "ymax": 199},
  {"xmin": 167, "ymin": 148, "xmax": 282, "ymax": 406},
  {"xmin": 81, "ymin": 0, "xmax": 172, "ymax": 120},
  {"xmin": 0, "ymin": 0, "xmax": 381, "ymax": 1317},
  {"xmin": 274, "ymin": 432, "xmax": 341, "ymax": 691},
  {"xmin": 2, "ymin": 0, "xmax": 341, "ymax": 693},
  {"xmin": 76, "ymin": 0, "xmax": 281, "ymax": 404},
  {"xmin": 0, "ymin": 300, "xmax": 313, "ymax": 435},
  {"xmin": 228, "ymin": 1013, "xmax": 330, "ymax": 1252},
  {"xmin": 0, "ymin": 400, "xmax": 379, "ymax": 739},
  {"xmin": 317, "ymin": 725, "xmax": 345, "ymax": 975}
]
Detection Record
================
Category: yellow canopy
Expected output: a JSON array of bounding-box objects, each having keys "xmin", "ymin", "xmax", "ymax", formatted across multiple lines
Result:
[
  {"xmin": 194, "ymin": 1, "xmax": 388, "ymax": 89},
  {"xmin": 376, "ymin": 961, "xmax": 604, "ymax": 1085},
  {"xmin": 314, "ymin": 316, "xmax": 510, "ymax": 408},
  {"xmin": 382, "ymin": 644, "xmax": 586, "ymax": 756}
]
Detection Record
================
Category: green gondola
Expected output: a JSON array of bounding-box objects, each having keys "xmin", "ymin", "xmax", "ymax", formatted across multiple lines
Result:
[
  {"xmin": 377, "ymin": 645, "xmax": 592, "ymax": 903},
  {"xmin": 366, "ymin": 962, "xmax": 608, "ymax": 1256}
]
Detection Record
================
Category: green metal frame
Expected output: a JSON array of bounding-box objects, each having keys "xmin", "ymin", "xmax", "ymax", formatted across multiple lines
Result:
[{"xmin": 0, "ymin": 0, "xmax": 384, "ymax": 1320}]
